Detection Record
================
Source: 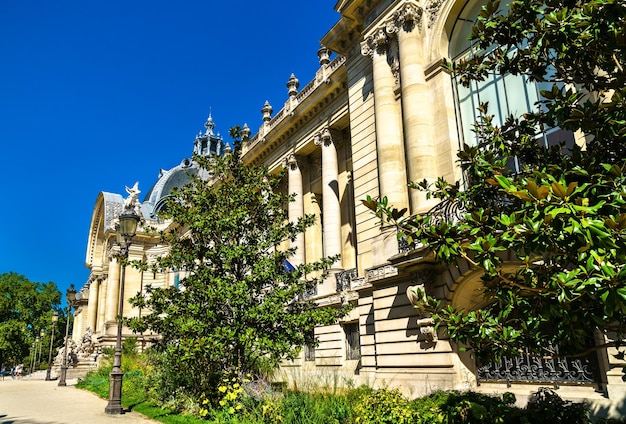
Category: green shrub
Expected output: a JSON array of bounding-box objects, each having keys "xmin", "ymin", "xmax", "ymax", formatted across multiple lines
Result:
[
  {"xmin": 411, "ymin": 390, "xmax": 525, "ymax": 424},
  {"xmin": 525, "ymin": 388, "xmax": 590, "ymax": 424},
  {"xmin": 353, "ymin": 387, "xmax": 417, "ymax": 424}
]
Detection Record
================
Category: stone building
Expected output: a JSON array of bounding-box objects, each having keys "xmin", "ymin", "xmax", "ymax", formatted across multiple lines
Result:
[{"xmin": 74, "ymin": 0, "xmax": 625, "ymax": 415}]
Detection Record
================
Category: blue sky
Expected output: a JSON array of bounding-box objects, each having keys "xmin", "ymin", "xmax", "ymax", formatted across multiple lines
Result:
[{"xmin": 0, "ymin": 1, "xmax": 340, "ymax": 301}]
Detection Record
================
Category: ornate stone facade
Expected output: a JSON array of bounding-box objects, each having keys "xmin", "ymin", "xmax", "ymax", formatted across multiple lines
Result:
[{"xmin": 76, "ymin": 0, "xmax": 625, "ymax": 416}]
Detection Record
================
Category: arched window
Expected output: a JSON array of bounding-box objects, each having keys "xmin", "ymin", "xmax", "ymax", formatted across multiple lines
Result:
[{"xmin": 449, "ymin": 0, "xmax": 575, "ymax": 173}]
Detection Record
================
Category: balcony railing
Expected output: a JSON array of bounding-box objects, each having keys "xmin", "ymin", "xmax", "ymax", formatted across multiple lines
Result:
[
  {"xmin": 477, "ymin": 346, "xmax": 600, "ymax": 386},
  {"xmin": 335, "ymin": 268, "xmax": 357, "ymax": 292},
  {"xmin": 399, "ymin": 199, "xmax": 465, "ymax": 253}
]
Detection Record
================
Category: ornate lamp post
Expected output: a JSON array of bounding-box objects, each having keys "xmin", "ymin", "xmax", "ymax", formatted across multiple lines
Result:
[
  {"xmin": 45, "ymin": 310, "xmax": 59, "ymax": 380},
  {"xmin": 37, "ymin": 329, "xmax": 45, "ymax": 370},
  {"xmin": 105, "ymin": 206, "xmax": 140, "ymax": 415},
  {"xmin": 31, "ymin": 337, "xmax": 40, "ymax": 373},
  {"xmin": 58, "ymin": 285, "xmax": 77, "ymax": 386}
]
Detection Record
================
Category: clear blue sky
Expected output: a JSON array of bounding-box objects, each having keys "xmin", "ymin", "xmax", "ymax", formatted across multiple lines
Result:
[{"xmin": 0, "ymin": 1, "xmax": 339, "ymax": 300}]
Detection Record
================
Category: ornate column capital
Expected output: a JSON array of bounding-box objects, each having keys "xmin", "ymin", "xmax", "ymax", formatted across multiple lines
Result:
[
  {"xmin": 314, "ymin": 127, "xmax": 336, "ymax": 147},
  {"xmin": 285, "ymin": 153, "xmax": 304, "ymax": 171},
  {"xmin": 394, "ymin": 3, "xmax": 423, "ymax": 33},
  {"xmin": 361, "ymin": 28, "xmax": 389, "ymax": 57}
]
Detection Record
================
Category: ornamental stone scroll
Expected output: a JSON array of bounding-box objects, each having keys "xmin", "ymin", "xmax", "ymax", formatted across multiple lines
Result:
[{"xmin": 407, "ymin": 270, "xmax": 438, "ymax": 342}]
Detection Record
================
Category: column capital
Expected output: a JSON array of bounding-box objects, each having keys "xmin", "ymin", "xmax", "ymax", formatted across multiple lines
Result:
[
  {"xmin": 361, "ymin": 4, "xmax": 423, "ymax": 58},
  {"xmin": 285, "ymin": 153, "xmax": 305, "ymax": 170},
  {"xmin": 393, "ymin": 3, "xmax": 423, "ymax": 33},
  {"xmin": 314, "ymin": 127, "xmax": 341, "ymax": 147},
  {"xmin": 361, "ymin": 28, "xmax": 389, "ymax": 57}
]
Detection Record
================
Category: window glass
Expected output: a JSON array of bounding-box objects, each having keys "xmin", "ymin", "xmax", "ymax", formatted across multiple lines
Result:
[
  {"xmin": 344, "ymin": 322, "xmax": 361, "ymax": 360},
  {"xmin": 450, "ymin": 0, "xmax": 575, "ymax": 168}
]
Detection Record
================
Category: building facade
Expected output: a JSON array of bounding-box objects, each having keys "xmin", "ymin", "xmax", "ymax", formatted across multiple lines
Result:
[{"xmin": 75, "ymin": 0, "xmax": 625, "ymax": 415}]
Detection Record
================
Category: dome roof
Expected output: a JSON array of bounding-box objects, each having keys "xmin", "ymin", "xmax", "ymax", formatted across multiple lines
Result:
[{"xmin": 143, "ymin": 157, "xmax": 199, "ymax": 218}]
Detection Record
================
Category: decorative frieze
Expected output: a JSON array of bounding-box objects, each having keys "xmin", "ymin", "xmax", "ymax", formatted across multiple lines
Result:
[{"xmin": 366, "ymin": 264, "xmax": 399, "ymax": 282}]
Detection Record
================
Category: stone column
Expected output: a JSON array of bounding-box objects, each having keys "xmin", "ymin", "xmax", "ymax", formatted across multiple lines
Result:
[
  {"xmin": 361, "ymin": 29, "xmax": 410, "ymax": 212},
  {"xmin": 87, "ymin": 279, "xmax": 99, "ymax": 332},
  {"xmin": 97, "ymin": 279, "xmax": 107, "ymax": 333},
  {"xmin": 105, "ymin": 256, "xmax": 120, "ymax": 324},
  {"xmin": 393, "ymin": 4, "xmax": 437, "ymax": 212},
  {"xmin": 286, "ymin": 154, "xmax": 306, "ymax": 266},
  {"xmin": 315, "ymin": 128, "xmax": 343, "ymax": 269}
]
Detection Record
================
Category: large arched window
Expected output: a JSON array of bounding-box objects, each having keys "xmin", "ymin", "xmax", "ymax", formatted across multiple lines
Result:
[{"xmin": 449, "ymin": 0, "xmax": 575, "ymax": 173}]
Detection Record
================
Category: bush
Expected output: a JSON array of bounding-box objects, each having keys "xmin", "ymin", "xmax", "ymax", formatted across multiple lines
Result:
[
  {"xmin": 525, "ymin": 388, "xmax": 590, "ymax": 424},
  {"xmin": 411, "ymin": 390, "xmax": 525, "ymax": 424},
  {"xmin": 353, "ymin": 387, "xmax": 417, "ymax": 424}
]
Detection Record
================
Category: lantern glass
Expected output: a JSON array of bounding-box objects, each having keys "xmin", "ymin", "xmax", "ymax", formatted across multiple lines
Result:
[
  {"xmin": 118, "ymin": 209, "xmax": 140, "ymax": 239},
  {"xmin": 66, "ymin": 284, "xmax": 77, "ymax": 303}
]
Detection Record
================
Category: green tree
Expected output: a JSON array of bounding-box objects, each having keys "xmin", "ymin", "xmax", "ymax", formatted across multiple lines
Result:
[
  {"xmin": 129, "ymin": 128, "xmax": 348, "ymax": 400},
  {"xmin": 366, "ymin": 0, "xmax": 626, "ymax": 361},
  {"xmin": 0, "ymin": 272, "xmax": 61, "ymax": 367}
]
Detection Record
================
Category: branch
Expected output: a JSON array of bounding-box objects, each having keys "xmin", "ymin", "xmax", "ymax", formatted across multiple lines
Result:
[{"xmin": 457, "ymin": 251, "xmax": 556, "ymax": 295}]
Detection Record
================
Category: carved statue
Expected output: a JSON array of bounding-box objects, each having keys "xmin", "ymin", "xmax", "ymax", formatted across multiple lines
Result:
[
  {"xmin": 77, "ymin": 327, "xmax": 96, "ymax": 357},
  {"xmin": 124, "ymin": 182, "xmax": 140, "ymax": 210}
]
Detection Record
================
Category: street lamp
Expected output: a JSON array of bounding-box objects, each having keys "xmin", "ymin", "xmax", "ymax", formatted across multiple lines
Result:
[
  {"xmin": 45, "ymin": 311, "xmax": 59, "ymax": 380},
  {"xmin": 58, "ymin": 285, "xmax": 77, "ymax": 386},
  {"xmin": 31, "ymin": 337, "xmax": 39, "ymax": 373},
  {"xmin": 37, "ymin": 329, "xmax": 45, "ymax": 370},
  {"xmin": 105, "ymin": 207, "xmax": 140, "ymax": 415}
]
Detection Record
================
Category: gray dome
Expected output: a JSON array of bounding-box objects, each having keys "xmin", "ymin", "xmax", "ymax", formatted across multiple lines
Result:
[{"xmin": 143, "ymin": 158, "xmax": 199, "ymax": 218}]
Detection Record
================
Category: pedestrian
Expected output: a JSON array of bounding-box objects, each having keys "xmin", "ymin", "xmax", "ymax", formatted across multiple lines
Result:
[{"xmin": 0, "ymin": 367, "xmax": 5, "ymax": 381}]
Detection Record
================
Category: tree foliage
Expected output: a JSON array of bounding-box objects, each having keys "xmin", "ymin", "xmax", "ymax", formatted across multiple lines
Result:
[
  {"xmin": 0, "ymin": 272, "xmax": 61, "ymax": 367},
  {"xmin": 366, "ymin": 0, "xmax": 626, "ymax": 361},
  {"xmin": 128, "ymin": 129, "xmax": 348, "ymax": 400}
]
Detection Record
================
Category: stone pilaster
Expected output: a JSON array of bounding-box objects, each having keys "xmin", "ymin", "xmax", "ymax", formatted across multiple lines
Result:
[
  {"xmin": 394, "ymin": 4, "xmax": 437, "ymax": 213},
  {"xmin": 105, "ymin": 256, "xmax": 120, "ymax": 325},
  {"xmin": 286, "ymin": 154, "xmax": 306, "ymax": 266},
  {"xmin": 87, "ymin": 279, "xmax": 99, "ymax": 332},
  {"xmin": 361, "ymin": 28, "xmax": 409, "ymax": 212},
  {"xmin": 315, "ymin": 128, "xmax": 343, "ymax": 269}
]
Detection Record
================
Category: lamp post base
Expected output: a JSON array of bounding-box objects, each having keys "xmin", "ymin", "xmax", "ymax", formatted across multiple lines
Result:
[
  {"xmin": 45, "ymin": 367, "xmax": 52, "ymax": 381},
  {"xmin": 104, "ymin": 369, "xmax": 125, "ymax": 414},
  {"xmin": 58, "ymin": 365, "xmax": 68, "ymax": 386}
]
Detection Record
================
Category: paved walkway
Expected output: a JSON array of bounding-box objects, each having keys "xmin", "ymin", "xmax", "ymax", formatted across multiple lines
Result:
[{"xmin": 0, "ymin": 373, "xmax": 160, "ymax": 424}]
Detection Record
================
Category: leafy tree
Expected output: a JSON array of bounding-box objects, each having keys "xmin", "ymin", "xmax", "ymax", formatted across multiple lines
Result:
[
  {"xmin": 366, "ymin": 0, "xmax": 626, "ymax": 361},
  {"xmin": 129, "ymin": 128, "xmax": 348, "ymax": 400},
  {"xmin": 0, "ymin": 272, "xmax": 61, "ymax": 367}
]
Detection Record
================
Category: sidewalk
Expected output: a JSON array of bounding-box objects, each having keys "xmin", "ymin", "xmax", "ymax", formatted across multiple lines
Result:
[{"xmin": 0, "ymin": 374, "xmax": 160, "ymax": 424}]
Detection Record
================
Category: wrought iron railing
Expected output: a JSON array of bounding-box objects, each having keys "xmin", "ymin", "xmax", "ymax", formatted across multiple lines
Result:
[
  {"xmin": 477, "ymin": 346, "xmax": 600, "ymax": 387},
  {"xmin": 303, "ymin": 285, "xmax": 318, "ymax": 299},
  {"xmin": 399, "ymin": 199, "xmax": 466, "ymax": 253},
  {"xmin": 336, "ymin": 268, "xmax": 357, "ymax": 292}
]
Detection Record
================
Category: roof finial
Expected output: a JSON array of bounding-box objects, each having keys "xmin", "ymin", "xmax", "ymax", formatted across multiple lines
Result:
[{"xmin": 205, "ymin": 108, "xmax": 215, "ymax": 135}]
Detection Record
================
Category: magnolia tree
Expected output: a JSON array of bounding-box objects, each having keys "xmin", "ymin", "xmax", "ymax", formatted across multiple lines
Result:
[
  {"xmin": 366, "ymin": 0, "xmax": 626, "ymax": 362},
  {"xmin": 128, "ymin": 128, "xmax": 348, "ymax": 400}
]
